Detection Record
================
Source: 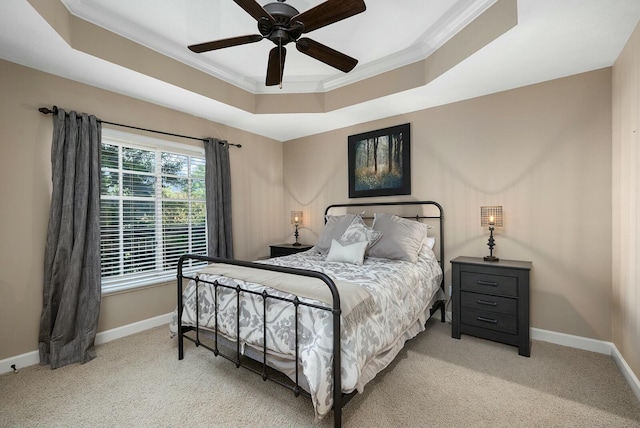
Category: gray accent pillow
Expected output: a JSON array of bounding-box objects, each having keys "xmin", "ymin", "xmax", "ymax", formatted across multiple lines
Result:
[
  {"xmin": 314, "ymin": 214, "xmax": 357, "ymax": 254},
  {"xmin": 340, "ymin": 216, "xmax": 383, "ymax": 250},
  {"xmin": 368, "ymin": 213, "xmax": 428, "ymax": 262}
]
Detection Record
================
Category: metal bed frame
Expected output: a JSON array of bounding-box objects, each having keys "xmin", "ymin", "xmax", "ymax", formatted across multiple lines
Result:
[{"xmin": 176, "ymin": 201, "xmax": 445, "ymax": 427}]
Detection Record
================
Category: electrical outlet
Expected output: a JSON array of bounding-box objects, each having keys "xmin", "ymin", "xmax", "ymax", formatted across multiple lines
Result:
[{"xmin": 449, "ymin": 284, "xmax": 452, "ymax": 296}]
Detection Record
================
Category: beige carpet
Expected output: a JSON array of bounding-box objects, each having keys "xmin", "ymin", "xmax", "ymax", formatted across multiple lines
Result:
[{"xmin": 1, "ymin": 318, "xmax": 639, "ymax": 427}]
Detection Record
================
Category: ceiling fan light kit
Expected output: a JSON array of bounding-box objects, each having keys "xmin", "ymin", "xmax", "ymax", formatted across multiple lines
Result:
[{"xmin": 188, "ymin": 0, "xmax": 366, "ymax": 87}]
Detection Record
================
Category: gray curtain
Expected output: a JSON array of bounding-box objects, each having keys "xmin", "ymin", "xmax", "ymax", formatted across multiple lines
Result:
[
  {"xmin": 204, "ymin": 138, "xmax": 233, "ymax": 258},
  {"xmin": 39, "ymin": 108, "xmax": 102, "ymax": 369}
]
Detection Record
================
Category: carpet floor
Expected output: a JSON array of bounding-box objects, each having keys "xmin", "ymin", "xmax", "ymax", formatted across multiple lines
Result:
[{"xmin": 1, "ymin": 318, "xmax": 639, "ymax": 427}]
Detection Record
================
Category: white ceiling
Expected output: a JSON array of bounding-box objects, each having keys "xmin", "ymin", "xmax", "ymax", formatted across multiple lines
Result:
[
  {"xmin": 59, "ymin": 0, "xmax": 496, "ymax": 94},
  {"xmin": 1, "ymin": 0, "xmax": 639, "ymax": 141}
]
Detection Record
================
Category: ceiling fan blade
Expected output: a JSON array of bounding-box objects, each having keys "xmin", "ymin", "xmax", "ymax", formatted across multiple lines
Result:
[
  {"xmin": 293, "ymin": 0, "xmax": 366, "ymax": 33},
  {"xmin": 296, "ymin": 38, "xmax": 357, "ymax": 73},
  {"xmin": 266, "ymin": 46, "xmax": 287, "ymax": 86},
  {"xmin": 233, "ymin": 0, "xmax": 275, "ymax": 24},
  {"xmin": 188, "ymin": 34, "xmax": 263, "ymax": 53}
]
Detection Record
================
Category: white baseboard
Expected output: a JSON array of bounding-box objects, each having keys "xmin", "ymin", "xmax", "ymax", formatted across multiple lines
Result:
[
  {"xmin": 530, "ymin": 327, "xmax": 614, "ymax": 354},
  {"xmin": 531, "ymin": 327, "xmax": 640, "ymax": 404},
  {"xmin": 94, "ymin": 312, "xmax": 173, "ymax": 345},
  {"xmin": 610, "ymin": 343, "xmax": 640, "ymax": 403},
  {"xmin": 0, "ymin": 313, "xmax": 173, "ymax": 375},
  {"xmin": 0, "ymin": 350, "xmax": 39, "ymax": 375},
  {"xmin": 442, "ymin": 319, "xmax": 639, "ymax": 403},
  {"xmin": 2, "ymin": 314, "xmax": 639, "ymax": 405}
]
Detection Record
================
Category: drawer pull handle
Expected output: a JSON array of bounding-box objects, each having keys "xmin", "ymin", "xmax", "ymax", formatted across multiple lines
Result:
[
  {"xmin": 476, "ymin": 299, "xmax": 498, "ymax": 307},
  {"xmin": 477, "ymin": 316, "xmax": 498, "ymax": 324},
  {"xmin": 477, "ymin": 280, "xmax": 498, "ymax": 286}
]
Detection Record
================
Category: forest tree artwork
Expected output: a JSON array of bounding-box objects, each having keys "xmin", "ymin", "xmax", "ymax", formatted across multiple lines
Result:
[{"xmin": 348, "ymin": 123, "xmax": 411, "ymax": 198}]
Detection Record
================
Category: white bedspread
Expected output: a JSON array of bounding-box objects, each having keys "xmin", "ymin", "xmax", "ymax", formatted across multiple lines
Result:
[{"xmin": 170, "ymin": 246, "xmax": 443, "ymax": 420}]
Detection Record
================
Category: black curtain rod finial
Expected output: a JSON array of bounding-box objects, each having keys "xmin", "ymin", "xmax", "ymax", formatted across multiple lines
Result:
[{"xmin": 38, "ymin": 106, "xmax": 58, "ymax": 115}]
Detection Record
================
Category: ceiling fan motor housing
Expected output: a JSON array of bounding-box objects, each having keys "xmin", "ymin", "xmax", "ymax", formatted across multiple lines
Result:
[{"xmin": 261, "ymin": 2, "xmax": 303, "ymax": 45}]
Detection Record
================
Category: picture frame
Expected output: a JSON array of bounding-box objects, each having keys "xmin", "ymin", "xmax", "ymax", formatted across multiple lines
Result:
[{"xmin": 348, "ymin": 123, "xmax": 411, "ymax": 198}]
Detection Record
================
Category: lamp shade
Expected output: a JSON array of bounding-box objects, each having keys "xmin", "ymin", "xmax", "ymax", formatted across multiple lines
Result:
[
  {"xmin": 480, "ymin": 206, "xmax": 503, "ymax": 227},
  {"xmin": 291, "ymin": 211, "xmax": 303, "ymax": 225}
]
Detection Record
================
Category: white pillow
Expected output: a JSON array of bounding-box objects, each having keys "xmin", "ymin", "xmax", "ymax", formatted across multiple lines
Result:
[
  {"xmin": 340, "ymin": 216, "xmax": 383, "ymax": 249},
  {"xmin": 424, "ymin": 236, "xmax": 436, "ymax": 250},
  {"xmin": 368, "ymin": 213, "xmax": 428, "ymax": 262},
  {"xmin": 418, "ymin": 238, "xmax": 438, "ymax": 261},
  {"xmin": 326, "ymin": 239, "xmax": 368, "ymax": 265}
]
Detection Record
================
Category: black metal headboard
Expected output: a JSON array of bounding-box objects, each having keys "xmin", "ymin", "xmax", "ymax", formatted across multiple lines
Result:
[{"xmin": 324, "ymin": 201, "xmax": 445, "ymax": 283}]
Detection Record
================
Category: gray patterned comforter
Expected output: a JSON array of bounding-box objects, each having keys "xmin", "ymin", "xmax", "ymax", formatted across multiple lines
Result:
[{"xmin": 170, "ymin": 246, "xmax": 443, "ymax": 419}]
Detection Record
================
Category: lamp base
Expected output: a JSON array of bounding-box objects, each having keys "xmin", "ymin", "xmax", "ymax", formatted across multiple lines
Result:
[
  {"xmin": 484, "ymin": 255, "xmax": 500, "ymax": 262},
  {"xmin": 293, "ymin": 224, "xmax": 301, "ymax": 246}
]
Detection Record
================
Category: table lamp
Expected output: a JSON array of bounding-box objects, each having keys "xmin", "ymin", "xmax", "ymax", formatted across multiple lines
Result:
[
  {"xmin": 291, "ymin": 211, "xmax": 303, "ymax": 246},
  {"xmin": 480, "ymin": 206, "xmax": 503, "ymax": 262}
]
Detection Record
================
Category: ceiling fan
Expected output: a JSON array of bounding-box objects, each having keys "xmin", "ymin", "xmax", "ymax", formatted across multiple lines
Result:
[{"xmin": 188, "ymin": 0, "xmax": 366, "ymax": 87}]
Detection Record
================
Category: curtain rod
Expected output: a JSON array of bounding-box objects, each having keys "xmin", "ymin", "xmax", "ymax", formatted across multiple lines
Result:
[{"xmin": 38, "ymin": 106, "xmax": 242, "ymax": 148}]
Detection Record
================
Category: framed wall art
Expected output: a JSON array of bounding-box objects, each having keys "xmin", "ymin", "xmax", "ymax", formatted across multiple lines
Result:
[{"xmin": 348, "ymin": 123, "xmax": 411, "ymax": 198}]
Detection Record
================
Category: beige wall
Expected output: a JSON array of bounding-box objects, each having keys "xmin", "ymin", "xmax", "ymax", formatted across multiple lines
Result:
[
  {"xmin": 284, "ymin": 69, "xmax": 613, "ymax": 342},
  {"xmin": 612, "ymin": 22, "xmax": 640, "ymax": 378},
  {"xmin": 1, "ymin": 51, "xmax": 633, "ymax": 382},
  {"xmin": 0, "ymin": 59, "xmax": 284, "ymax": 360}
]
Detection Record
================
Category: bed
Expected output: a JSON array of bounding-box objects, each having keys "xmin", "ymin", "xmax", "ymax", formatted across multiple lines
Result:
[{"xmin": 170, "ymin": 201, "xmax": 445, "ymax": 427}]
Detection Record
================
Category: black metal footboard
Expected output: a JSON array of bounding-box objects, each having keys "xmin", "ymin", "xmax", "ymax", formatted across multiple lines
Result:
[{"xmin": 176, "ymin": 254, "xmax": 347, "ymax": 427}]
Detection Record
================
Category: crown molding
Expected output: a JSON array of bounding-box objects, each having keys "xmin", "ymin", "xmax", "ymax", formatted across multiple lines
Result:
[
  {"xmin": 322, "ymin": 0, "xmax": 497, "ymax": 92},
  {"xmin": 60, "ymin": 0, "xmax": 261, "ymax": 93},
  {"xmin": 60, "ymin": 0, "xmax": 496, "ymax": 95}
]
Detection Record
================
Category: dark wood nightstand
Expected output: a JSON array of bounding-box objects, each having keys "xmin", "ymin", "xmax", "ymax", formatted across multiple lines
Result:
[
  {"xmin": 451, "ymin": 256, "xmax": 532, "ymax": 357},
  {"xmin": 269, "ymin": 243, "xmax": 313, "ymax": 258}
]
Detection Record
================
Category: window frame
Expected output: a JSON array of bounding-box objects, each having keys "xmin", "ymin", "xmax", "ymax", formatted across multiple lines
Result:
[{"xmin": 100, "ymin": 128, "xmax": 207, "ymax": 294}]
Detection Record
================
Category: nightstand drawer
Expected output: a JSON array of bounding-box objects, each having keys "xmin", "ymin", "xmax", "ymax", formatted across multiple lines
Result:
[
  {"xmin": 461, "ymin": 291, "xmax": 516, "ymax": 316},
  {"xmin": 461, "ymin": 272, "xmax": 518, "ymax": 297},
  {"xmin": 461, "ymin": 308, "xmax": 517, "ymax": 335},
  {"xmin": 269, "ymin": 244, "xmax": 313, "ymax": 258}
]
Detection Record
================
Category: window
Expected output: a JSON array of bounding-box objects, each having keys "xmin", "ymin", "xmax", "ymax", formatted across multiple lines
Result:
[{"xmin": 100, "ymin": 130, "xmax": 207, "ymax": 293}]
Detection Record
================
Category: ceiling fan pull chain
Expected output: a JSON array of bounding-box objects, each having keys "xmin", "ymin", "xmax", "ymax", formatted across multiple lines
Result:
[{"xmin": 279, "ymin": 39, "xmax": 283, "ymax": 89}]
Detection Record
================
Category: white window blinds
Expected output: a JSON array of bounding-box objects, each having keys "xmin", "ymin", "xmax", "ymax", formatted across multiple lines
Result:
[{"xmin": 100, "ymin": 130, "xmax": 207, "ymax": 293}]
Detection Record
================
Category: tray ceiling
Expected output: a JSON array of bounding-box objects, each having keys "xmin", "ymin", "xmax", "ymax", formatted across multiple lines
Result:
[{"xmin": 1, "ymin": 0, "xmax": 639, "ymax": 141}]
